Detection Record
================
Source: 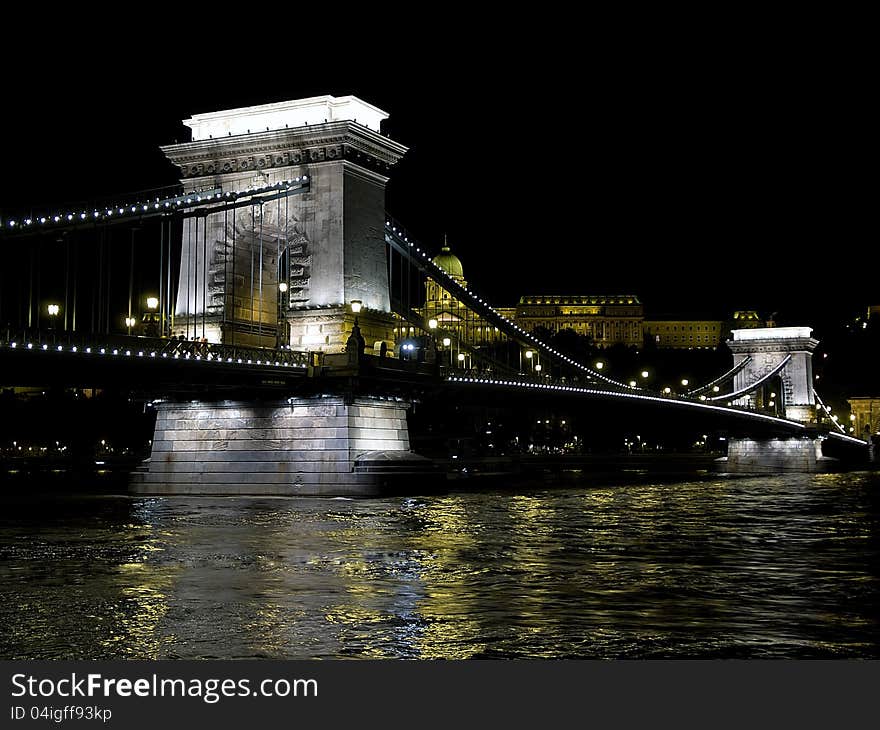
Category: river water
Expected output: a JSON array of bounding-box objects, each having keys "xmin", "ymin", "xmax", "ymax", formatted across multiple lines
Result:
[{"xmin": 1, "ymin": 472, "xmax": 878, "ymax": 659}]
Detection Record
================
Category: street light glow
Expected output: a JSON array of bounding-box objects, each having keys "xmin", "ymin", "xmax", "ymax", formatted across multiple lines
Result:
[
  {"xmin": 442, "ymin": 338, "xmax": 451, "ymax": 347},
  {"xmin": 278, "ymin": 282, "xmax": 288, "ymax": 293},
  {"xmin": 641, "ymin": 371, "xmax": 649, "ymax": 378},
  {"xmin": 146, "ymin": 297, "xmax": 159, "ymax": 310},
  {"xmin": 350, "ymin": 299, "xmax": 362, "ymax": 313},
  {"xmin": 428, "ymin": 318, "xmax": 438, "ymax": 330},
  {"xmin": 47, "ymin": 304, "xmax": 60, "ymax": 316}
]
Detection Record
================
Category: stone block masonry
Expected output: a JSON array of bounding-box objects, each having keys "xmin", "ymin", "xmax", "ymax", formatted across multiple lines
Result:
[
  {"xmin": 130, "ymin": 396, "xmax": 415, "ymax": 496},
  {"xmin": 721, "ymin": 437, "xmax": 834, "ymax": 473}
]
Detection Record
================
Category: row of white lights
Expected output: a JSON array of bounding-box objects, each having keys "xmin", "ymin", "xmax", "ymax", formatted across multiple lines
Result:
[
  {"xmin": 3, "ymin": 341, "xmax": 307, "ymax": 369},
  {"xmin": 446, "ymin": 376, "xmax": 809, "ymax": 429},
  {"xmin": 388, "ymin": 221, "xmax": 793, "ymax": 408},
  {"xmin": 385, "ymin": 221, "xmax": 640, "ymax": 392},
  {"xmin": 388, "ymin": 221, "xmax": 799, "ymax": 405},
  {"xmin": 5, "ymin": 177, "xmax": 309, "ymax": 230}
]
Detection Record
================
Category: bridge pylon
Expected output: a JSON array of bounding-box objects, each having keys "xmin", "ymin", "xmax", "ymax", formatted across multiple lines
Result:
[
  {"xmin": 161, "ymin": 95, "xmax": 406, "ymax": 352},
  {"xmin": 723, "ymin": 326, "xmax": 828, "ymax": 473},
  {"xmin": 727, "ymin": 326, "xmax": 818, "ymax": 423}
]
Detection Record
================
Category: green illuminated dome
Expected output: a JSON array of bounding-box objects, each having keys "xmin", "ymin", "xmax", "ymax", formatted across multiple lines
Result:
[{"xmin": 432, "ymin": 236, "xmax": 464, "ymax": 280}]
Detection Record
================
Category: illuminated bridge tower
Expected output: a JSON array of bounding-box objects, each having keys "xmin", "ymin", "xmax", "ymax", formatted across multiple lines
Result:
[
  {"xmin": 133, "ymin": 97, "xmax": 427, "ymax": 497},
  {"xmin": 161, "ymin": 95, "xmax": 406, "ymax": 352},
  {"xmin": 723, "ymin": 326, "xmax": 826, "ymax": 473}
]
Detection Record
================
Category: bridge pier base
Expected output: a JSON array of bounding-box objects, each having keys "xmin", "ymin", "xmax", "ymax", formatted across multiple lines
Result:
[
  {"xmin": 719, "ymin": 436, "xmax": 835, "ymax": 474},
  {"xmin": 130, "ymin": 396, "xmax": 434, "ymax": 496}
]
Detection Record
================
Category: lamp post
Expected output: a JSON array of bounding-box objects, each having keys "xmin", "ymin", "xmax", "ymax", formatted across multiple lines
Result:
[
  {"xmin": 47, "ymin": 303, "xmax": 60, "ymax": 329},
  {"xmin": 144, "ymin": 297, "xmax": 159, "ymax": 337},
  {"xmin": 278, "ymin": 282, "xmax": 289, "ymax": 348},
  {"xmin": 47, "ymin": 304, "xmax": 60, "ymax": 342},
  {"xmin": 441, "ymin": 337, "xmax": 452, "ymax": 368},
  {"xmin": 124, "ymin": 316, "xmax": 136, "ymax": 335}
]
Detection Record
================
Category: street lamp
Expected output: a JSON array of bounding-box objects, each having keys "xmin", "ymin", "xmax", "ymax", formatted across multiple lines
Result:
[
  {"xmin": 442, "ymin": 337, "xmax": 451, "ymax": 347},
  {"xmin": 144, "ymin": 297, "xmax": 159, "ymax": 338},
  {"xmin": 124, "ymin": 316, "xmax": 136, "ymax": 335},
  {"xmin": 350, "ymin": 299, "xmax": 362, "ymax": 313},
  {"xmin": 428, "ymin": 318, "xmax": 438, "ymax": 330},
  {"xmin": 681, "ymin": 379, "xmax": 689, "ymax": 387},
  {"xmin": 47, "ymin": 303, "xmax": 60, "ymax": 336},
  {"xmin": 278, "ymin": 282, "xmax": 288, "ymax": 293},
  {"xmin": 641, "ymin": 370, "xmax": 649, "ymax": 379},
  {"xmin": 595, "ymin": 361, "xmax": 604, "ymax": 370}
]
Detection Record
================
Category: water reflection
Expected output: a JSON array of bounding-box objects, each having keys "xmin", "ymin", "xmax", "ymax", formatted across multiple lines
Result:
[{"xmin": 0, "ymin": 472, "xmax": 878, "ymax": 659}]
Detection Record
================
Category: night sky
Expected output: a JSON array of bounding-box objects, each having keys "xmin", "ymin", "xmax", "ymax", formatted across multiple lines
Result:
[{"xmin": 1, "ymin": 28, "xmax": 872, "ymax": 326}]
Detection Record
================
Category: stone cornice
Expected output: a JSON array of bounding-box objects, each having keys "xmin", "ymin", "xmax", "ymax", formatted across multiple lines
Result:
[
  {"xmin": 727, "ymin": 337, "xmax": 819, "ymax": 353},
  {"xmin": 160, "ymin": 121, "xmax": 407, "ymax": 180}
]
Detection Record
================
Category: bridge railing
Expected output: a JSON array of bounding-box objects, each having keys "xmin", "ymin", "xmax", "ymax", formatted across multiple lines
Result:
[{"xmin": 0, "ymin": 328, "xmax": 311, "ymax": 369}]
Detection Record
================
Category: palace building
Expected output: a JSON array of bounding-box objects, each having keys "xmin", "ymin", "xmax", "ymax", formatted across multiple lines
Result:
[
  {"xmin": 420, "ymin": 242, "xmax": 766, "ymax": 352},
  {"xmin": 514, "ymin": 295, "xmax": 644, "ymax": 348},
  {"xmin": 416, "ymin": 237, "xmax": 504, "ymax": 349}
]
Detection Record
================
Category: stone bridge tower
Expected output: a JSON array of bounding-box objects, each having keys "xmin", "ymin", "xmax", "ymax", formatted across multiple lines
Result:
[
  {"xmin": 131, "ymin": 97, "xmax": 425, "ymax": 498},
  {"xmin": 727, "ymin": 326, "xmax": 818, "ymax": 423},
  {"xmin": 161, "ymin": 95, "xmax": 407, "ymax": 352},
  {"xmin": 724, "ymin": 326, "xmax": 824, "ymax": 473}
]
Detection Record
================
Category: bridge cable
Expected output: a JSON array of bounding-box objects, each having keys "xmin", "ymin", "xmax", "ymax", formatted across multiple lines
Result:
[
  {"xmin": 258, "ymin": 202, "xmax": 264, "ymax": 338},
  {"xmin": 128, "ymin": 229, "xmax": 135, "ymax": 333},
  {"xmin": 202, "ymin": 211, "xmax": 208, "ymax": 340},
  {"xmin": 158, "ymin": 217, "xmax": 164, "ymax": 337},
  {"xmin": 705, "ymin": 354, "xmax": 791, "ymax": 402},
  {"xmin": 685, "ymin": 356, "xmax": 752, "ymax": 396},
  {"xmin": 231, "ymin": 206, "xmax": 237, "ymax": 348},
  {"xmin": 249, "ymin": 204, "xmax": 255, "ymax": 337},
  {"xmin": 71, "ymin": 230, "xmax": 78, "ymax": 332},
  {"xmin": 105, "ymin": 228, "xmax": 111, "ymax": 335},
  {"xmin": 813, "ymin": 389, "xmax": 847, "ymax": 434},
  {"xmin": 384, "ymin": 219, "xmax": 634, "ymax": 391}
]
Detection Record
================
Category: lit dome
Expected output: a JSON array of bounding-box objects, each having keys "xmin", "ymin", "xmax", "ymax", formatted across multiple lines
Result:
[{"xmin": 432, "ymin": 237, "xmax": 464, "ymax": 280}]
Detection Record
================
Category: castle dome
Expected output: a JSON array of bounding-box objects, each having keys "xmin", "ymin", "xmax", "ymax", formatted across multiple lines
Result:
[{"xmin": 432, "ymin": 236, "xmax": 464, "ymax": 279}]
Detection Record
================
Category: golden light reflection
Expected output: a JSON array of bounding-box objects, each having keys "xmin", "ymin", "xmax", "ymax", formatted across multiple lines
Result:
[
  {"xmin": 103, "ymin": 559, "xmax": 178, "ymax": 659},
  {"xmin": 408, "ymin": 498, "xmax": 487, "ymax": 658}
]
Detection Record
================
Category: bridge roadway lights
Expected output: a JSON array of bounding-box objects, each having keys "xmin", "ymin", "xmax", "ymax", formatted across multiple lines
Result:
[{"xmin": 129, "ymin": 396, "xmax": 433, "ymax": 496}]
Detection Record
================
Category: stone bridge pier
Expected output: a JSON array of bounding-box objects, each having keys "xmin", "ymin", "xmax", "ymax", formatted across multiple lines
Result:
[{"xmin": 722, "ymin": 327, "xmax": 828, "ymax": 473}]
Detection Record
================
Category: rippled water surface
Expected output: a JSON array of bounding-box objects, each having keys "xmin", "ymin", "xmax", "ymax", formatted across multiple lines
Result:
[{"xmin": 1, "ymin": 473, "xmax": 878, "ymax": 659}]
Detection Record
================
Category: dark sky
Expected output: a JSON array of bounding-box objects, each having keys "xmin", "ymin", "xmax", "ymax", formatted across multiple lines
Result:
[{"xmin": 0, "ymin": 25, "xmax": 872, "ymax": 325}]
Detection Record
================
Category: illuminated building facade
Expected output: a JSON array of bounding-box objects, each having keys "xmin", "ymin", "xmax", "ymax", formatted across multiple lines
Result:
[
  {"xmin": 514, "ymin": 295, "xmax": 644, "ymax": 348},
  {"xmin": 848, "ymin": 397, "xmax": 880, "ymax": 439},
  {"xmin": 417, "ymin": 239, "xmax": 504, "ymax": 348},
  {"xmin": 643, "ymin": 320, "xmax": 724, "ymax": 349},
  {"xmin": 644, "ymin": 311, "xmax": 763, "ymax": 350},
  {"xmin": 420, "ymin": 242, "xmax": 767, "ymax": 353}
]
